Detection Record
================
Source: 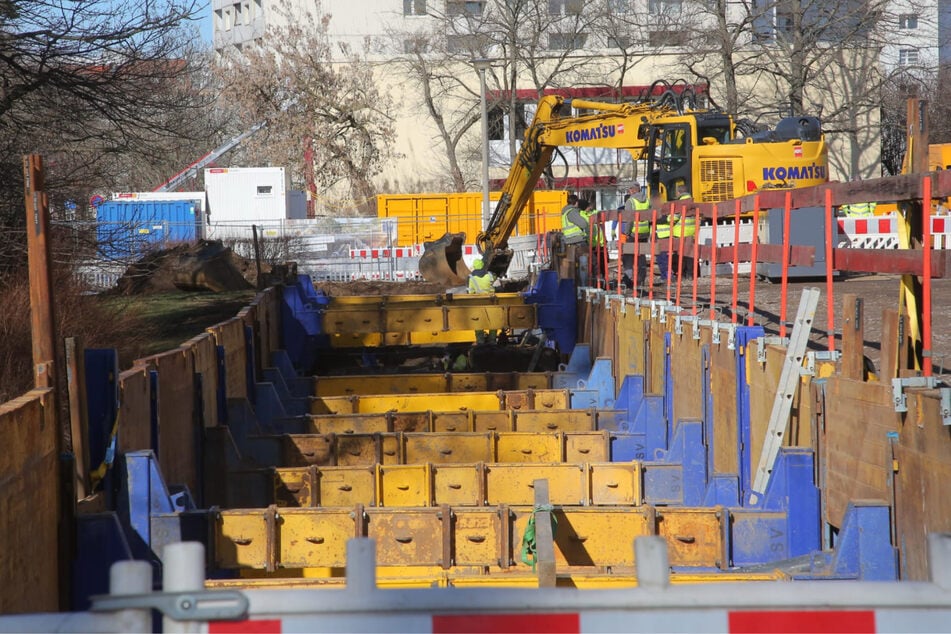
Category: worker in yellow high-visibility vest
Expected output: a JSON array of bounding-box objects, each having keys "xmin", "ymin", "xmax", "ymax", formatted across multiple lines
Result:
[
  {"xmin": 670, "ymin": 185, "xmax": 697, "ymax": 279},
  {"xmin": 467, "ymin": 257, "xmax": 497, "ymax": 344},
  {"xmin": 621, "ymin": 182, "xmax": 651, "ymax": 286}
]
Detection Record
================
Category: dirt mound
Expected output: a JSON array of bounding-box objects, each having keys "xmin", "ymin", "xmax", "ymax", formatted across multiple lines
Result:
[{"xmin": 114, "ymin": 240, "xmax": 265, "ymax": 294}]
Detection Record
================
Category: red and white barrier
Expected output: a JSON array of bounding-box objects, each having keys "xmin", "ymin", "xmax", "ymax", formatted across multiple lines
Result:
[{"xmin": 838, "ymin": 215, "xmax": 951, "ymax": 249}]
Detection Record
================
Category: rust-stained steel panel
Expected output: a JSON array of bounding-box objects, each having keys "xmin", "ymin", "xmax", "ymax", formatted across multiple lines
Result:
[
  {"xmin": 472, "ymin": 411, "xmax": 513, "ymax": 433},
  {"xmin": 368, "ymin": 508, "xmax": 444, "ymax": 566},
  {"xmin": 385, "ymin": 306, "xmax": 444, "ymax": 332},
  {"xmin": 274, "ymin": 467, "xmax": 316, "ymax": 507},
  {"xmin": 317, "ymin": 466, "xmax": 376, "ymax": 507},
  {"xmin": 495, "ymin": 432, "xmax": 563, "ymax": 463},
  {"xmin": 378, "ymin": 464, "xmax": 432, "ymax": 507},
  {"xmin": 432, "ymin": 411, "xmax": 470, "ymax": 432},
  {"xmin": 589, "ymin": 462, "xmax": 642, "ymax": 506},
  {"xmin": 565, "ymin": 431, "xmax": 611, "ymax": 463},
  {"xmin": 656, "ymin": 507, "xmax": 726, "ymax": 568},
  {"xmin": 216, "ymin": 509, "xmax": 270, "ymax": 569},
  {"xmin": 511, "ymin": 507, "xmax": 651, "ymax": 568},
  {"xmin": 283, "ymin": 434, "xmax": 334, "ymax": 467},
  {"xmin": 514, "ymin": 409, "xmax": 596, "ymax": 433},
  {"xmin": 278, "ymin": 508, "xmax": 353, "ymax": 568},
  {"xmin": 452, "ymin": 508, "xmax": 504, "ymax": 567},
  {"xmin": 485, "ymin": 463, "xmax": 586, "ymax": 505},
  {"xmin": 308, "ymin": 414, "xmax": 389, "ymax": 435},
  {"xmin": 403, "ymin": 432, "xmax": 495, "ymax": 464},
  {"xmin": 433, "ymin": 464, "xmax": 483, "ymax": 506}
]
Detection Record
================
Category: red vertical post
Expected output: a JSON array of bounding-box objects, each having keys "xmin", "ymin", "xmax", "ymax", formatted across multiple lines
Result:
[
  {"xmin": 648, "ymin": 209, "xmax": 657, "ymax": 302},
  {"xmin": 691, "ymin": 207, "xmax": 700, "ymax": 316},
  {"xmin": 666, "ymin": 211, "xmax": 674, "ymax": 304},
  {"xmin": 617, "ymin": 233, "xmax": 624, "ymax": 292},
  {"xmin": 601, "ymin": 212, "xmax": 610, "ymax": 290},
  {"xmin": 588, "ymin": 214, "xmax": 595, "ymax": 289},
  {"xmin": 731, "ymin": 198, "xmax": 741, "ymax": 324},
  {"xmin": 710, "ymin": 202, "xmax": 719, "ymax": 321},
  {"xmin": 923, "ymin": 174, "xmax": 934, "ymax": 376},
  {"xmin": 633, "ymin": 211, "xmax": 642, "ymax": 296},
  {"xmin": 676, "ymin": 204, "xmax": 687, "ymax": 308},
  {"xmin": 24, "ymin": 155, "xmax": 57, "ymax": 391},
  {"xmin": 824, "ymin": 188, "xmax": 836, "ymax": 352},
  {"xmin": 779, "ymin": 190, "xmax": 792, "ymax": 339},
  {"xmin": 748, "ymin": 196, "xmax": 761, "ymax": 327}
]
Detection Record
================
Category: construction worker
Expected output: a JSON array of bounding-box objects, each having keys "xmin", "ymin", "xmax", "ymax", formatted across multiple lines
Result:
[
  {"xmin": 560, "ymin": 194, "xmax": 587, "ymax": 245},
  {"xmin": 467, "ymin": 257, "xmax": 497, "ymax": 344},
  {"xmin": 580, "ymin": 198, "xmax": 605, "ymax": 281},
  {"xmin": 670, "ymin": 184, "xmax": 697, "ymax": 278},
  {"xmin": 621, "ymin": 182, "xmax": 652, "ymax": 286}
]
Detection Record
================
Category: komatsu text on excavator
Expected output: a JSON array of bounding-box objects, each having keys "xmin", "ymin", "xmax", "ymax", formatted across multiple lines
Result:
[{"xmin": 418, "ymin": 93, "xmax": 828, "ymax": 283}]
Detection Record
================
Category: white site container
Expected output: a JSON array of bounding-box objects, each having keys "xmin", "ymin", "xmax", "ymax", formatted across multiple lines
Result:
[{"xmin": 204, "ymin": 167, "xmax": 290, "ymax": 224}]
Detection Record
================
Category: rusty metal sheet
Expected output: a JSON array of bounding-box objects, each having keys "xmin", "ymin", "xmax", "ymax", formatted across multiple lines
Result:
[
  {"xmin": 334, "ymin": 433, "xmax": 380, "ymax": 466},
  {"xmin": 432, "ymin": 464, "xmax": 483, "ymax": 506},
  {"xmin": 472, "ymin": 410, "xmax": 513, "ymax": 433},
  {"xmin": 309, "ymin": 395, "xmax": 357, "ymax": 415},
  {"xmin": 117, "ymin": 367, "xmax": 151, "ymax": 454},
  {"xmin": 381, "ymin": 434, "xmax": 401, "ymax": 464},
  {"xmin": 329, "ymin": 332, "xmax": 387, "ymax": 348},
  {"xmin": 274, "ymin": 467, "xmax": 316, "ymax": 507},
  {"xmin": 511, "ymin": 508, "xmax": 651, "ymax": 568},
  {"xmin": 317, "ymin": 466, "xmax": 376, "ymax": 506},
  {"xmin": 495, "ymin": 432, "xmax": 563, "ymax": 463},
  {"xmin": 390, "ymin": 411, "xmax": 432, "ymax": 433},
  {"xmin": 216, "ymin": 509, "xmax": 271, "ymax": 569},
  {"xmin": 278, "ymin": 508, "xmax": 353, "ymax": 568},
  {"xmin": 378, "ymin": 464, "xmax": 432, "ymax": 507},
  {"xmin": 503, "ymin": 390, "xmax": 532, "ymax": 410},
  {"xmin": 514, "ymin": 373, "xmax": 552, "ymax": 390},
  {"xmin": 453, "ymin": 508, "xmax": 504, "ymax": 567},
  {"xmin": 403, "ymin": 432, "xmax": 495, "ymax": 464},
  {"xmin": 485, "ymin": 464, "xmax": 586, "ymax": 506},
  {"xmin": 310, "ymin": 414, "xmax": 388, "ymax": 435},
  {"xmin": 322, "ymin": 309, "xmax": 382, "ymax": 334},
  {"xmin": 507, "ymin": 304, "xmax": 537, "ymax": 329},
  {"xmin": 514, "ymin": 410, "xmax": 596, "ymax": 433},
  {"xmin": 449, "ymin": 374, "xmax": 489, "ymax": 392},
  {"xmin": 367, "ymin": 509, "xmax": 444, "ymax": 566},
  {"xmin": 207, "ymin": 318, "xmax": 247, "ymax": 400},
  {"xmin": 385, "ymin": 306, "xmax": 445, "ymax": 332},
  {"xmin": 186, "ymin": 332, "xmax": 220, "ymax": 427},
  {"xmin": 283, "ymin": 435, "xmax": 334, "ymax": 467},
  {"xmin": 656, "ymin": 507, "xmax": 726, "ymax": 568},
  {"xmin": 589, "ymin": 463, "xmax": 641, "ymax": 506},
  {"xmin": 406, "ymin": 330, "xmax": 476, "ymax": 345},
  {"xmin": 565, "ymin": 431, "xmax": 611, "ymax": 463},
  {"xmin": 353, "ymin": 392, "xmax": 502, "ymax": 414},
  {"xmin": 316, "ymin": 374, "xmax": 448, "ymax": 396},
  {"xmin": 432, "ymin": 411, "xmax": 470, "ymax": 432},
  {"xmin": 533, "ymin": 389, "xmax": 571, "ymax": 410},
  {"xmin": 446, "ymin": 305, "xmax": 508, "ymax": 332}
]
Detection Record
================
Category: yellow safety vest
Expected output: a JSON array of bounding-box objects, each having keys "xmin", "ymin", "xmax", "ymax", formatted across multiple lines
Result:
[
  {"xmin": 671, "ymin": 215, "xmax": 697, "ymax": 238},
  {"xmin": 842, "ymin": 202, "xmax": 876, "ymax": 217},
  {"xmin": 626, "ymin": 198, "xmax": 652, "ymax": 236},
  {"xmin": 561, "ymin": 206, "xmax": 585, "ymax": 240},
  {"xmin": 468, "ymin": 271, "xmax": 496, "ymax": 294},
  {"xmin": 582, "ymin": 210, "xmax": 604, "ymax": 245}
]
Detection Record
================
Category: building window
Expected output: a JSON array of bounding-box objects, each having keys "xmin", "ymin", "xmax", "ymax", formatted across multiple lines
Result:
[
  {"xmin": 607, "ymin": 0, "xmax": 632, "ymax": 13},
  {"xmin": 899, "ymin": 14, "xmax": 918, "ymax": 29},
  {"xmin": 898, "ymin": 48, "xmax": 919, "ymax": 65},
  {"xmin": 648, "ymin": 30, "xmax": 687, "ymax": 47},
  {"xmin": 648, "ymin": 0, "xmax": 682, "ymax": 16},
  {"xmin": 447, "ymin": 1, "xmax": 484, "ymax": 16},
  {"xmin": 548, "ymin": 0, "xmax": 584, "ymax": 16},
  {"xmin": 257, "ymin": 185, "xmax": 273, "ymax": 195},
  {"xmin": 548, "ymin": 32, "xmax": 588, "ymax": 49},
  {"xmin": 403, "ymin": 37, "xmax": 429, "ymax": 53},
  {"xmin": 487, "ymin": 106, "xmax": 505, "ymax": 141},
  {"xmin": 447, "ymin": 33, "xmax": 488, "ymax": 53},
  {"xmin": 403, "ymin": 0, "xmax": 427, "ymax": 16},
  {"xmin": 607, "ymin": 34, "xmax": 633, "ymax": 48}
]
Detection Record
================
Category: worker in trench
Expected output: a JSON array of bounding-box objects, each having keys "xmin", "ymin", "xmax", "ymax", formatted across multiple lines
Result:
[{"xmin": 467, "ymin": 257, "xmax": 498, "ymax": 345}]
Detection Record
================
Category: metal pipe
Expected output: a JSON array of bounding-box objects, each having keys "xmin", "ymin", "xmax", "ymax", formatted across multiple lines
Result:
[{"xmin": 825, "ymin": 188, "xmax": 836, "ymax": 352}]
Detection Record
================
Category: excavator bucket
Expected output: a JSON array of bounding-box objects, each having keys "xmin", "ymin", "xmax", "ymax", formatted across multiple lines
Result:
[{"xmin": 418, "ymin": 232, "xmax": 471, "ymax": 285}]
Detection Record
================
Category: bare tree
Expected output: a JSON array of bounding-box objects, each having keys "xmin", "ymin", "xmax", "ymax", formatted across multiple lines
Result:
[
  {"xmin": 215, "ymin": 3, "xmax": 398, "ymax": 216},
  {"xmin": 0, "ymin": 0, "xmax": 216, "ymax": 230}
]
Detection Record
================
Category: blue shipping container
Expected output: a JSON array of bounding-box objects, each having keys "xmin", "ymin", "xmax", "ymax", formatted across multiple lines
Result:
[{"xmin": 96, "ymin": 200, "xmax": 201, "ymax": 260}]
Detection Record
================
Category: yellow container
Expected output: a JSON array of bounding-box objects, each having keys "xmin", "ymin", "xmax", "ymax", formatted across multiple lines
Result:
[{"xmin": 377, "ymin": 191, "xmax": 567, "ymax": 246}]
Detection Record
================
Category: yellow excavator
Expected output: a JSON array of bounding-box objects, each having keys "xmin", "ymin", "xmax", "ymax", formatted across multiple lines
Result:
[{"xmin": 419, "ymin": 93, "xmax": 829, "ymax": 282}]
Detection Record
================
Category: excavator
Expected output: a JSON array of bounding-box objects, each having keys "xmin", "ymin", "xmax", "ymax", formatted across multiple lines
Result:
[{"xmin": 419, "ymin": 92, "xmax": 828, "ymax": 283}]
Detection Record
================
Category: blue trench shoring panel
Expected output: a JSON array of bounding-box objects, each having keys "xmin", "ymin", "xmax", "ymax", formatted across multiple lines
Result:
[{"xmin": 524, "ymin": 270, "xmax": 578, "ymax": 355}]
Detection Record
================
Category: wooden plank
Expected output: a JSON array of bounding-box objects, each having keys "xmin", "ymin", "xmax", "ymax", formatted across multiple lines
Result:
[
  {"xmin": 532, "ymin": 479, "xmax": 556, "ymax": 588},
  {"xmin": 669, "ymin": 330, "xmax": 704, "ymax": 424},
  {"xmin": 0, "ymin": 389, "xmax": 59, "ymax": 613},
  {"xmin": 710, "ymin": 330, "xmax": 738, "ymax": 475},
  {"xmin": 118, "ymin": 367, "xmax": 152, "ymax": 454},
  {"xmin": 880, "ymin": 309, "xmax": 901, "ymax": 381},
  {"xmin": 65, "ymin": 337, "xmax": 90, "ymax": 497},
  {"xmin": 139, "ymin": 348, "xmax": 198, "ymax": 495},
  {"xmin": 833, "ymin": 248, "xmax": 950, "ymax": 278},
  {"xmin": 892, "ymin": 391, "xmax": 951, "ymax": 580},
  {"xmin": 821, "ymin": 377, "xmax": 899, "ymax": 525},
  {"xmin": 209, "ymin": 318, "xmax": 248, "ymax": 400},
  {"xmin": 840, "ymin": 294, "xmax": 865, "ymax": 380}
]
